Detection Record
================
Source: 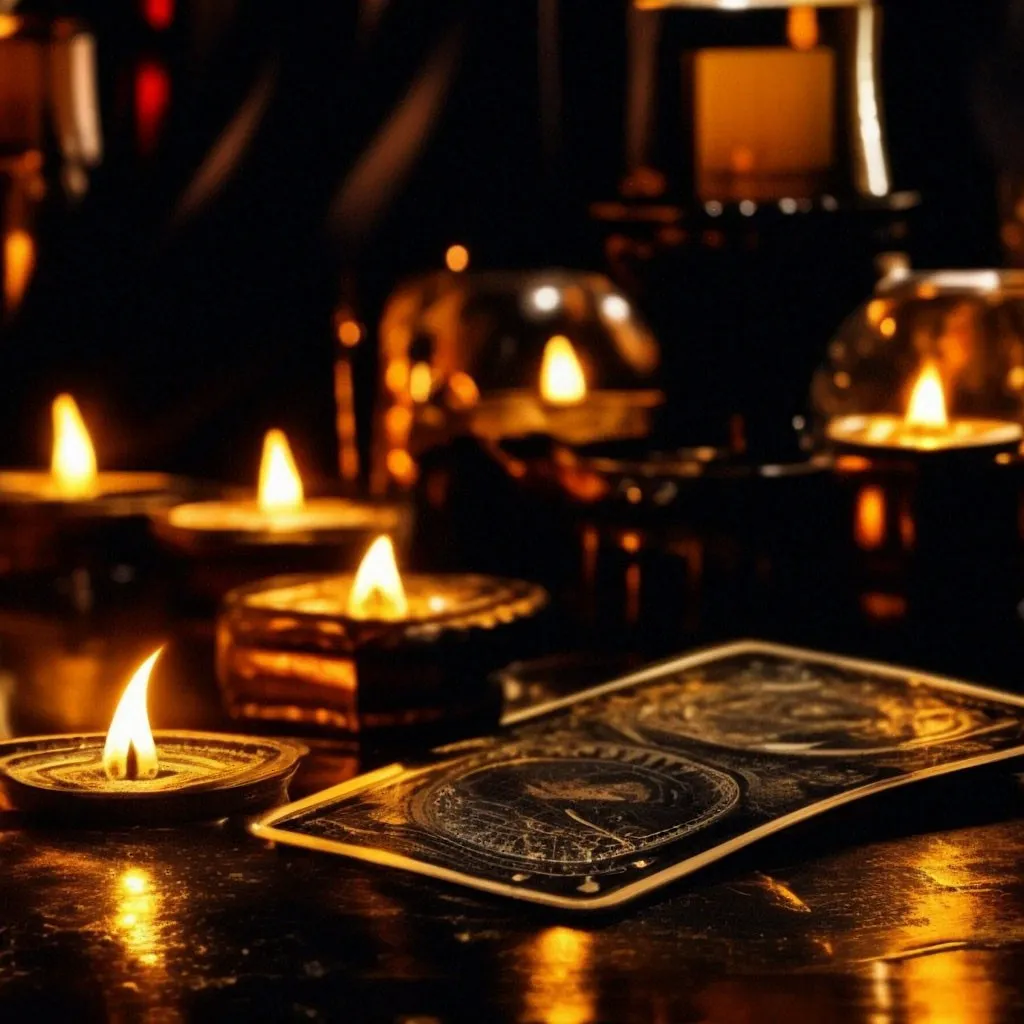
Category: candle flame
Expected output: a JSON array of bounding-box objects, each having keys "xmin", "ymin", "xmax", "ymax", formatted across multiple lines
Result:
[
  {"xmin": 103, "ymin": 648, "xmax": 162, "ymax": 782},
  {"xmin": 347, "ymin": 535, "xmax": 408, "ymax": 619},
  {"xmin": 540, "ymin": 335, "xmax": 586, "ymax": 405},
  {"xmin": 258, "ymin": 429, "xmax": 304, "ymax": 513},
  {"xmin": 905, "ymin": 362, "xmax": 948, "ymax": 430},
  {"xmin": 51, "ymin": 394, "xmax": 98, "ymax": 498},
  {"xmin": 787, "ymin": 6, "xmax": 818, "ymax": 51}
]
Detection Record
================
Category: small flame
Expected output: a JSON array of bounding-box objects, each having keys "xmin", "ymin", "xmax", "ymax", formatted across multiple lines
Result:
[
  {"xmin": 540, "ymin": 335, "xmax": 587, "ymax": 405},
  {"xmin": 905, "ymin": 362, "xmax": 948, "ymax": 430},
  {"xmin": 347, "ymin": 535, "xmax": 408, "ymax": 620},
  {"xmin": 103, "ymin": 648, "xmax": 162, "ymax": 781},
  {"xmin": 258, "ymin": 429, "xmax": 304, "ymax": 513},
  {"xmin": 51, "ymin": 394, "xmax": 98, "ymax": 498},
  {"xmin": 787, "ymin": 6, "xmax": 819, "ymax": 51}
]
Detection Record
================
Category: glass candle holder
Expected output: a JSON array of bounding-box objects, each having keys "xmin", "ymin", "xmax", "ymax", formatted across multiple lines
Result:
[
  {"xmin": 811, "ymin": 269, "xmax": 1024, "ymax": 456},
  {"xmin": 371, "ymin": 269, "xmax": 662, "ymax": 495},
  {"xmin": 618, "ymin": 0, "xmax": 896, "ymax": 204},
  {"xmin": 588, "ymin": 0, "xmax": 916, "ymax": 458},
  {"xmin": 810, "ymin": 269, "xmax": 1024, "ymax": 650},
  {"xmin": 216, "ymin": 572, "xmax": 549, "ymax": 736}
]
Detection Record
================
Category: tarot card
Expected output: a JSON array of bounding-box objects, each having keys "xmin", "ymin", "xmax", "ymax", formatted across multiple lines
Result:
[{"xmin": 251, "ymin": 641, "xmax": 1024, "ymax": 910}]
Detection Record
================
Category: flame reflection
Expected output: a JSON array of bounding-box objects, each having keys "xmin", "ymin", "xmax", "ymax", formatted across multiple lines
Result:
[
  {"xmin": 522, "ymin": 927, "xmax": 595, "ymax": 1024},
  {"xmin": 4, "ymin": 227, "xmax": 34, "ymax": 311},
  {"xmin": 114, "ymin": 867, "xmax": 163, "ymax": 968},
  {"xmin": 854, "ymin": 485, "xmax": 887, "ymax": 551}
]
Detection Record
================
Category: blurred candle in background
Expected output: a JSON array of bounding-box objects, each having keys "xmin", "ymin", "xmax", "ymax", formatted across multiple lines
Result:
[{"xmin": 693, "ymin": 25, "xmax": 835, "ymax": 202}]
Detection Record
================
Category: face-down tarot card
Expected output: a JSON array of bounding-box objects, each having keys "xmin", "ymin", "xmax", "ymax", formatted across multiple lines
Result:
[{"xmin": 251, "ymin": 640, "xmax": 1024, "ymax": 910}]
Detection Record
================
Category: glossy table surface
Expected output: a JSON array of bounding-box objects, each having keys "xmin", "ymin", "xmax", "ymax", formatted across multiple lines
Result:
[{"xmin": 1, "ymin": 578, "xmax": 1023, "ymax": 1023}]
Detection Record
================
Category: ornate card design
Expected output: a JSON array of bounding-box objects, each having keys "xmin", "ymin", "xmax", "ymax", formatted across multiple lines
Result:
[{"xmin": 251, "ymin": 641, "xmax": 1024, "ymax": 910}]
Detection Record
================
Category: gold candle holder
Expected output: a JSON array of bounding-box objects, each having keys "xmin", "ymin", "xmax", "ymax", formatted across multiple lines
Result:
[
  {"xmin": 217, "ymin": 537, "xmax": 548, "ymax": 735},
  {"xmin": 0, "ymin": 648, "xmax": 306, "ymax": 824}
]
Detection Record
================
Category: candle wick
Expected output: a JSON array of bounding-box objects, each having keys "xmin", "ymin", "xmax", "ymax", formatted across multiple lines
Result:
[{"xmin": 124, "ymin": 742, "xmax": 139, "ymax": 782}]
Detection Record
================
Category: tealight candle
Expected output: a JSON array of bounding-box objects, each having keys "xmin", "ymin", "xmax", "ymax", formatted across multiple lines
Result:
[
  {"xmin": 467, "ymin": 334, "xmax": 663, "ymax": 447},
  {"xmin": 216, "ymin": 535, "xmax": 548, "ymax": 735},
  {"xmin": 0, "ymin": 394, "xmax": 179, "ymax": 505},
  {"xmin": 825, "ymin": 362, "xmax": 1023, "ymax": 456},
  {"xmin": 0, "ymin": 394, "xmax": 194, "ymax": 584},
  {"xmin": 0, "ymin": 647, "xmax": 306, "ymax": 824},
  {"xmin": 154, "ymin": 429, "xmax": 410, "ymax": 610},
  {"xmin": 826, "ymin": 362, "xmax": 1023, "ymax": 633}
]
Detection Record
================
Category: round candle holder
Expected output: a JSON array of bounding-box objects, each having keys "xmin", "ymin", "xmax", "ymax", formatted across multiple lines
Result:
[
  {"xmin": 811, "ymin": 271, "xmax": 1024, "ymax": 647},
  {"xmin": 153, "ymin": 494, "xmax": 412, "ymax": 614},
  {"xmin": 0, "ymin": 731, "xmax": 306, "ymax": 825},
  {"xmin": 371, "ymin": 269, "xmax": 663, "ymax": 495},
  {"xmin": 0, "ymin": 471, "xmax": 202, "ymax": 611},
  {"xmin": 216, "ymin": 572, "xmax": 549, "ymax": 736}
]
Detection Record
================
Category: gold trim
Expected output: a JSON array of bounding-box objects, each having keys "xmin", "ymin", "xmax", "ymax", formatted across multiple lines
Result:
[{"xmin": 251, "ymin": 640, "xmax": 1024, "ymax": 911}]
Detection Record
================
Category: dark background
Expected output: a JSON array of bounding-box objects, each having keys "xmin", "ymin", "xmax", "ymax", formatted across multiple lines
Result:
[{"xmin": 0, "ymin": 0, "xmax": 1015, "ymax": 482}]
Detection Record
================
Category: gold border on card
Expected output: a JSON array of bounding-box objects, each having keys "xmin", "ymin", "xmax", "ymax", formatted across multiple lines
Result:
[{"xmin": 250, "ymin": 640, "xmax": 1024, "ymax": 911}]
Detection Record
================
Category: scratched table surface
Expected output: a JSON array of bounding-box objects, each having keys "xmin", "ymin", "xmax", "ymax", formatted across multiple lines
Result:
[{"xmin": 1, "ymin": 604, "xmax": 1024, "ymax": 1023}]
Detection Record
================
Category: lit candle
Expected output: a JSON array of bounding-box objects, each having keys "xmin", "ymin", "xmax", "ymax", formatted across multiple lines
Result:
[
  {"xmin": 162, "ymin": 429, "xmax": 402, "ymax": 536},
  {"xmin": 825, "ymin": 362, "xmax": 1023, "ymax": 454},
  {"xmin": 468, "ymin": 333, "xmax": 662, "ymax": 447},
  {"xmin": 217, "ymin": 534, "xmax": 548, "ymax": 734},
  {"xmin": 0, "ymin": 646, "xmax": 305, "ymax": 823},
  {"xmin": 693, "ymin": 42, "xmax": 835, "ymax": 202},
  {"xmin": 155, "ymin": 429, "xmax": 409, "ymax": 608},
  {"xmin": 0, "ymin": 394, "xmax": 179, "ymax": 503},
  {"xmin": 0, "ymin": 395, "xmax": 192, "ymax": 581}
]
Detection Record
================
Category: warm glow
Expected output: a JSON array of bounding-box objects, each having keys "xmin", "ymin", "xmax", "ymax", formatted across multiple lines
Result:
[
  {"xmin": 143, "ymin": 0, "xmax": 175, "ymax": 31},
  {"xmin": 258, "ymin": 429, "xmax": 305, "ymax": 514},
  {"xmin": 386, "ymin": 448, "xmax": 417, "ymax": 486},
  {"xmin": 694, "ymin": 47, "xmax": 834, "ymax": 202},
  {"xmin": 102, "ymin": 648, "xmax": 162, "ymax": 782},
  {"xmin": 540, "ymin": 335, "xmax": 587, "ymax": 405},
  {"xmin": 854, "ymin": 485, "xmax": 886, "ymax": 551},
  {"xmin": 905, "ymin": 362, "xmax": 948, "ymax": 430},
  {"xmin": 337, "ymin": 319, "xmax": 362, "ymax": 346},
  {"xmin": 347, "ymin": 535, "xmax": 408, "ymax": 619},
  {"xmin": 4, "ymin": 228, "xmax": 35, "ymax": 311},
  {"xmin": 409, "ymin": 361, "xmax": 433, "ymax": 403},
  {"xmin": 384, "ymin": 358, "xmax": 410, "ymax": 394},
  {"xmin": 114, "ymin": 867, "xmax": 162, "ymax": 968},
  {"xmin": 135, "ymin": 60, "xmax": 171, "ymax": 156},
  {"xmin": 445, "ymin": 244, "xmax": 470, "ymax": 272},
  {"xmin": 787, "ymin": 6, "xmax": 818, "ymax": 51},
  {"xmin": 447, "ymin": 371, "xmax": 480, "ymax": 409},
  {"xmin": 0, "ymin": 15, "xmax": 19, "ymax": 39},
  {"xmin": 51, "ymin": 394, "xmax": 98, "ymax": 498},
  {"xmin": 522, "ymin": 927, "xmax": 595, "ymax": 1024},
  {"xmin": 530, "ymin": 285, "xmax": 561, "ymax": 314}
]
